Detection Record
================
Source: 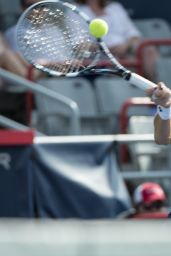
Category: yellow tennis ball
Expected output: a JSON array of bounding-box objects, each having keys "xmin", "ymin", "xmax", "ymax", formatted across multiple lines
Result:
[{"xmin": 89, "ymin": 18, "xmax": 109, "ymax": 38}]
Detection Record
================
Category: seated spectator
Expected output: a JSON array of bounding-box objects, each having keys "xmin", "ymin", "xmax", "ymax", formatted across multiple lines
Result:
[
  {"xmin": 0, "ymin": 33, "xmax": 34, "ymax": 125},
  {"xmin": 74, "ymin": 0, "xmax": 159, "ymax": 81},
  {"xmin": 132, "ymin": 182, "xmax": 168, "ymax": 219},
  {"xmin": 0, "ymin": 33, "xmax": 28, "ymax": 77},
  {"xmin": 1, "ymin": 0, "xmax": 45, "ymax": 126},
  {"xmin": 4, "ymin": 0, "xmax": 43, "ymax": 81},
  {"xmin": 4, "ymin": 0, "xmax": 39, "ymax": 52}
]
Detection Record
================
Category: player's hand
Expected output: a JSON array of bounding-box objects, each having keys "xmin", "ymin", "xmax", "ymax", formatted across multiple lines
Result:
[{"xmin": 146, "ymin": 82, "xmax": 171, "ymax": 108}]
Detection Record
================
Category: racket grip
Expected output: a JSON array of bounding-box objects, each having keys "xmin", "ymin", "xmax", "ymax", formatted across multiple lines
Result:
[{"xmin": 129, "ymin": 73, "xmax": 157, "ymax": 90}]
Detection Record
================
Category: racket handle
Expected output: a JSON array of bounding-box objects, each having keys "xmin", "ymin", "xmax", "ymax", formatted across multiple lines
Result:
[{"xmin": 129, "ymin": 73, "xmax": 157, "ymax": 90}]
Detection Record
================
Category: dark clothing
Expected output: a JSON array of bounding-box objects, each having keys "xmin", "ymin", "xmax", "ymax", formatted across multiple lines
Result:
[{"xmin": 0, "ymin": 91, "xmax": 30, "ymax": 125}]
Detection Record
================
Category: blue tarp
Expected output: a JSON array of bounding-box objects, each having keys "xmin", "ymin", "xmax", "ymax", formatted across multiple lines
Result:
[
  {"xmin": 0, "ymin": 145, "xmax": 34, "ymax": 217},
  {"xmin": 0, "ymin": 140, "xmax": 131, "ymax": 218}
]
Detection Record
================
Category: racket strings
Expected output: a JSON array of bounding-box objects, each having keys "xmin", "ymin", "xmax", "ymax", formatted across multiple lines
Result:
[
  {"xmin": 57, "ymin": 23, "xmax": 87, "ymax": 74},
  {"xmin": 65, "ymin": 36, "xmax": 92, "ymax": 74},
  {"xmin": 58, "ymin": 17, "xmax": 95, "ymax": 74},
  {"xmin": 17, "ymin": 3, "xmax": 97, "ymax": 75},
  {"xmin": 31, "ymin": 8, "xmax": 73, "ymax": 72}
]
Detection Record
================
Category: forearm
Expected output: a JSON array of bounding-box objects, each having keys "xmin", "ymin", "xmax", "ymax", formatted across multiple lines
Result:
[
  {"xmin": 146, "ymin": 82, "xmax": 171, "ymax": 144},
  {"xmin": 154, "ymin": 114, "xmax": 171, "ymax": 145}
]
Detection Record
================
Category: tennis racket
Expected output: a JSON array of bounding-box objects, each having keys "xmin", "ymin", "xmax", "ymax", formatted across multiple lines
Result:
[{"xmin": 16, "ymin": 0, "xmax": 157, "ymax": 90}]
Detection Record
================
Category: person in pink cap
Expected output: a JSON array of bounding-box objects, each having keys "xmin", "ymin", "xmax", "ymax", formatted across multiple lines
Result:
[{"xmin": 132, "ymin": 182, "xmax": 168, "ymax": 219}]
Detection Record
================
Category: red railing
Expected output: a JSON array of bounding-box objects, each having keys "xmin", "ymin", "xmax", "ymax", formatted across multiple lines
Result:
[
  {"xmin": 120, "ymin": 97, "xmax": 154, "ymax": 134},
  {"xmin": 135, "ymin": 39, "xmax": 171, "ymax": 75},
  {"xmin": 25, "ymin": 65, "xmax": 35, "ymax": 125},
  {"xmin": 119, "ymin": 97, "xmax": 155, "ymax": 162},
  {"xmin": 0, "ymin": 130, "xmax": 34, "ymax": 145},
  {"xmin": 97, "ymin": 39, "xmax": 171, "ymax": 75}
]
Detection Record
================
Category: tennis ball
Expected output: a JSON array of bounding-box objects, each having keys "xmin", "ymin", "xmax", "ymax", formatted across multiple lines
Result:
[{"xmin": 89, "ymin": 18, "xmax": 109, "ymax": 38}]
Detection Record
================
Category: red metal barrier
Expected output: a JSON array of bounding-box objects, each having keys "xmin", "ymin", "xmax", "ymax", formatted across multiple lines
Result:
[
  {"xmin": 25, "ymin": 65, "xmax": 35, "ymax": 125},
  {"xmin": 119, "ymin": 97, "xmax": 155, "ymax": 162},
  {"xmin": 0, "ymin": 130, "xmax": 34, "ymax": 145},
  {"xmin": 98, "ymin": 39, "xmax": 171, "ymax": 76}
]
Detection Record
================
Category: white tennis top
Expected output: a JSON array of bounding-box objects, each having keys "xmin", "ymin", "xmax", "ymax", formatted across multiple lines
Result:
[
  {"xmin": 4, "ymin": 25, "xmax": 18, "ymax": 52},
  {"xmin": 76, "ymin": 2, "xmax": 141, "ymax": 47}
]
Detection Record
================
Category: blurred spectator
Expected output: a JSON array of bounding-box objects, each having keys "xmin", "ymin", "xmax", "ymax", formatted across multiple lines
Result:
[
  {"xmin": 75, "ymin": 0, "xmax": 159, "ymax": 80},
  {"xmin": 0, "ymin": 33, "xmax": 28, "ymax": 77},
  {"xmin": 132, "ymin": 182, "xmax": 168, "ymax": 219},
  {"xmin": 0, "ymin": 32, "xmax": 35, "ymax": 125},
  {"xmin": 4, "ymin": 0, "xmax": 39, "ymax": 53},
  {"xmin": 4, "ymin": 0, "xmax": 42, "ymax": 81},
  {"xmin": 1, "ymin": 2, "xmax": 46, "ymax": 128},
  {"xmin": 1, "ymin": 0, "xmax": 44, "ymax": 126}
]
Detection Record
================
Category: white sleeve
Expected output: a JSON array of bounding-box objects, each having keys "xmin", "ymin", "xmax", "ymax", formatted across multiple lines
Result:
[
  {"xmin": 4, "ymin": 26, "xmax": 19, "ymax": 52},
  {"xmin": 114, "ymin": 3, "xmax": 141, "ymax": 39},
  {"xmin": 157, "ymin": 105, "xmax": 171, "ymax": 120}
]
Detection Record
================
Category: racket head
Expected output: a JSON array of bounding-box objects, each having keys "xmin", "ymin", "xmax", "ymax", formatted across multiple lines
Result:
[{"xmin": 16, "ymin": 0, "xmax": 102, "ymax": 77}]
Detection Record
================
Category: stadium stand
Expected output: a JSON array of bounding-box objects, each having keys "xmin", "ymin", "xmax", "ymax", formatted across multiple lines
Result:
[
  {"xmin": 134, "ymin": 18, "xmax": 171, "ymax": 56},
  {"xmin": 94, "ymin": 77, "xmax": 146, "ymax": 133},
  {"xmin": 135, "ymin": 18, "xmax": 171, "ymax": 39},
  {"xmin": 0, "ymin": 0, "xmax": 171, "ymax": 221},
  {"xmin": 0, "ymin": 0, "xmax": 20, "ymax": 30},
  {"xmin": 119, "ymin": 0, "xmax": 171, "ymax": 24},
  {"xmin": 127, "ymin": 115, "xmax": 166, "ymax": 171},
  {"xmin": 95, "ymin": 78, "xmax": 146, "ymax": 113},
  {"xmin": 35, "ymin": 77, "xmax": 120, "ymax": 135},
  {"xmin": 0, "ymin": 67, "xmax": 169, "ymax": 214},
  {"xmin": 119, "ymin": 97, "xmax": 159, "ymax": 166},
  {"xmin": 0, "ymin": 68, "xmax": 81, "ymax": 134},
  {"xmin": 155, "ymin": 57, "xmax": 171, "ymax": 88},
  {"xmin": 35, "ymin": 77, "xmax": 98, "ymax": 135}
]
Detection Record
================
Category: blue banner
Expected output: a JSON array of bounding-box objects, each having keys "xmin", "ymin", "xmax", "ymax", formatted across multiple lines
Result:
[
  {"xmin": 32, "ymin": 141, "xmax": 131, "ymax": 218},
  {"xmin": 0, "ymin": 145, "xmax": 34, "ymax": 217}
]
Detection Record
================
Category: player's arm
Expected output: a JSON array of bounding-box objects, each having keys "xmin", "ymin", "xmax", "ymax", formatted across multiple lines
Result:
[
  {"xmin": 154, "ymin": 115, "xmax": 171, "ymax": 145},
  {"xmin": 146, "ymin": 82, "xmax": 171, "ymax": 145}
]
